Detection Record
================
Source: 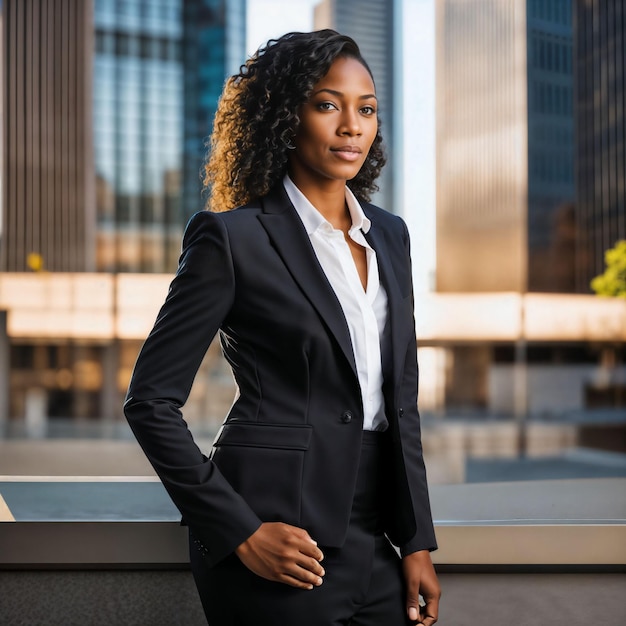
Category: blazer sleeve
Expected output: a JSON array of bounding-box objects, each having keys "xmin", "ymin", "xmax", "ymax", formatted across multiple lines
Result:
[
  {"xmin": 124, "ymin": 211, "xmax": 262, "ymax": 566},
  {"xmin": 397, "ymin": 218, "xmax": 438, "ymax": 556}
]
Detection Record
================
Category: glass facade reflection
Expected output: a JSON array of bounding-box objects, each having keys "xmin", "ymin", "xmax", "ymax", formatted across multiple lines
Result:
[
  {"xmin": 574, "ymin": 0, "xmax": 626, "ymax": 292},
  {"xmin": 182, "ymin": 0, "xmax": 246, "ymax": 220},
  {"xmin": 94, "ymin": 0, "xmax": 246, "ymax": 272},
  {"xmin": 436, "ymin": 0, "xmax": 625, "ymax": 295},
  {"xmin": 94, "ymin": 0, "xmax": 184, "ymax": 272},
  {"xmin": 436, "ymin": 0, "xmax": 575, "ymax": 293},
  {"xmin": 527, "ymin": 0, "xmax": 575, "ymax": 292},
  {"xmin": 436, "ymin": 0, "xmax": 530, "ymax": 293}
]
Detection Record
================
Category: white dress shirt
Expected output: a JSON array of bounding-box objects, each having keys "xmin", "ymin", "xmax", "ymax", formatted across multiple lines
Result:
[{"xmin": 283, "ymin": 175, "xmax": 389, "ymax": 431}]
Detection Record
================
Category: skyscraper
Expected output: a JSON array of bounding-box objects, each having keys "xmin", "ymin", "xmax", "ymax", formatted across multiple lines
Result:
[
  {"xmin": 1, "ymin": 0, "xmax": 95, "ymax": 272},
  {"xmin": 527, "ymin": 0, "xmax": 576, "ymax": 292},
  {"xmin": 436, "ymin": 0, "xmax": 575, "ymax": 293},
  {"xmin": 94, "ymin": 0, "xmax": 246, "ymax": 273},
  {"xmin": 314, "ymin": 0, "xmax": 402, "ymax": 214},
  {"xmin": 182, "ymin": 0, "xmax": 246, "ymax": 221},
  {"xmin": 94, "ymin": 0, "xmax": 184, "ymax": 272},
  {"xmin": 574, "ymin": 0, "xmax": 625, "ymax": 293}
]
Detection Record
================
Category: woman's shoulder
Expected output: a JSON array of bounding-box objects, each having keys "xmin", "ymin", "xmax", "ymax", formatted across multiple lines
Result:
[
  {"xmin": 185, "ymin": 199, "xmax": 264, "ymax": 231},
  {"xmin": 182, "ymin": 200, "xmax": 268, "ymax": 254}
]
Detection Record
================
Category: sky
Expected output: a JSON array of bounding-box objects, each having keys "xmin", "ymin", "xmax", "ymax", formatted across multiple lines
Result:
[
  {"xmin": 245, "ymin": 0, "xmax": 436, "ymax": 293},
  {"xmin": 246, "ymin": 0, "xmax": 320, "ymax": 56}
]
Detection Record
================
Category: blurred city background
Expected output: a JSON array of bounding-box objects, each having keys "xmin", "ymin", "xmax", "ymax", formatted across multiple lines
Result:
[{"xmin": 0, "ymin": 0, "xmax": 625, "ymax": 487}]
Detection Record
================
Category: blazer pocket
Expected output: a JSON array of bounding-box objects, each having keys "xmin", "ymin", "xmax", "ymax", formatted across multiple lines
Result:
[
  {"xmin": 211, "ymin": 422, "xmax": 313, "ymax": 526},
  {"xmin": 212, "ymin": 421, "xmax": 312, "ymax": 450}
]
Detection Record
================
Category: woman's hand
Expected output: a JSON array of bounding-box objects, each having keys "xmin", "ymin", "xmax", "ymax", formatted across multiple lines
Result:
[
  {"xmin": 402, "ymin": 549, "xmax": 441, "ymax": 625},
  {"xmin": 235, "ymin": 522, "xmax": 325, "ymax": 589}
]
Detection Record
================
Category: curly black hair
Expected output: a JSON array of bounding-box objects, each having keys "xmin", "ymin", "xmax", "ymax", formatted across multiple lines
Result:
[{"xmin": 204, "ymin": 29, "xmax": 386, "ymax": 212}]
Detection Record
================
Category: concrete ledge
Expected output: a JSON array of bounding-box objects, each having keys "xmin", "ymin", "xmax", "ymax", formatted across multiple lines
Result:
[
  {"xmin": 434, "ymin": 524, "xmax": 626, "ymax": 566},
  {"xmin": 1, "ymin": 477, "xmax": 624, "ymax": 569}
]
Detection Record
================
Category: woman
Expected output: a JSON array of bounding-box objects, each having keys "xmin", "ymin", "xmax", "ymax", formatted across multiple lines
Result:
[{"xmin": 124, "ymin": 30, "xmax": 440, "ymax": 625}]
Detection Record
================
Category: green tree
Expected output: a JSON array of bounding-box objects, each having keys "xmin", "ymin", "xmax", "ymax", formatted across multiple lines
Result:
[{"xmin": 591, "ymin": 240, "xmax": 626, "ymax": 298}]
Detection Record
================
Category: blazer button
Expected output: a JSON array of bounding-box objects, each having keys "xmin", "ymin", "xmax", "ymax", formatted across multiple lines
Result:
[
  {"xmin": 398, "ymin": 408, "xmax": 404, "ymax": 418},
  {"xmin": 341, "ymin": 411, "xmax": 353, "ymax": 424}
]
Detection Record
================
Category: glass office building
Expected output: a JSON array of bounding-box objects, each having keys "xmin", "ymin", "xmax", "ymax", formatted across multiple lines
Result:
[
  {"xmin": 182, "ymin": 0, "xmax": 246, "ymax": 221},
  {"xmin": 527, "ymin": 0, "xmax": 575, "ymax": 292},
  {"xmin": 436, "ymin": 0, "xmax": 574, "ymax": 293},
  {"xmin": 94, "ymin": 0, "xmax": 183, "ymax": 273},
  {"xmin": 574, "ymin": 0, "xmax": 625, "ymax": 293},
  {"xmin": 94, "ymin": 0, "xmax": 246, "ymax": 273}
]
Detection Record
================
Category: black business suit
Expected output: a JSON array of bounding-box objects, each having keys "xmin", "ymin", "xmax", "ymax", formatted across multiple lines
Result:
[{"xmin": 124, "ymin": 183, "xmax": 437, "ymax": 620}]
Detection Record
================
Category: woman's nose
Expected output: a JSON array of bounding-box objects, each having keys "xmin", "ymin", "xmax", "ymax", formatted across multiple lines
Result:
[{"xmin": 338, "ymin": 109, "xmax": 361, "ymax": 136}]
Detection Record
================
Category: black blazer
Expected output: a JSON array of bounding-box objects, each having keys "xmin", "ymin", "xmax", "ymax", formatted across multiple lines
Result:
[{"xmin": 124, "ymin": 184, "xmax": 437, "ymax": 568}]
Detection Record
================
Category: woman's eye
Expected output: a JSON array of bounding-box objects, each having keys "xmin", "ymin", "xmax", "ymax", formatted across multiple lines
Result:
[
  {"xmin": 317, "ymin": 102, "xmax": 337, "ymax": 111},
  {"xmin": 361, "ymin": 105, "xmax": 376, "ymax": 115}
]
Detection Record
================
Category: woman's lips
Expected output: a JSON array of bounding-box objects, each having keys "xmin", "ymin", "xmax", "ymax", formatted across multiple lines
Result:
[{"xmin": 330, "ymin": 146, "xmax": 363, "ymax": 161}]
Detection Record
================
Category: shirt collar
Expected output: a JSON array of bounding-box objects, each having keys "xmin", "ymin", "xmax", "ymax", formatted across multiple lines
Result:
[{"xmin": 283, "ymin": 174, "xmax": 371, "ymax": 236}]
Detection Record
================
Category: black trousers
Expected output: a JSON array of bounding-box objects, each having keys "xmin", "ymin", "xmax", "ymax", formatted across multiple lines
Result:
[{"xmin": 189, "ymin": 431, "xmax": 412, "ymax": 625}]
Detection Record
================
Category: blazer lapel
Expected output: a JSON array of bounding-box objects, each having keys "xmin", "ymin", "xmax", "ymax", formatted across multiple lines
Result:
[{"xmin": 257, "ymin": 186, "xmax": 359, "ymax": 380}]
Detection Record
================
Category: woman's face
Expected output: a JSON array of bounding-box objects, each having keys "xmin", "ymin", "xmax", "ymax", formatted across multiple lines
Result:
[{"xmin": 289, "ymin": 56, "xmax": 378, "ymax": 188}]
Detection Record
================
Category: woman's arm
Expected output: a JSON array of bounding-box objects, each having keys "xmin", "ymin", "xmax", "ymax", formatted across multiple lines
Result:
[{"xmin": 124, "ymin": 211, "xmax": 261, "ymax": 566}]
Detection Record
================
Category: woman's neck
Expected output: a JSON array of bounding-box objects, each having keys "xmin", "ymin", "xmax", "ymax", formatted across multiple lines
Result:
[{"xmin": 288, "ymin": 175, "xmax": 351, "ymax": 231}]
